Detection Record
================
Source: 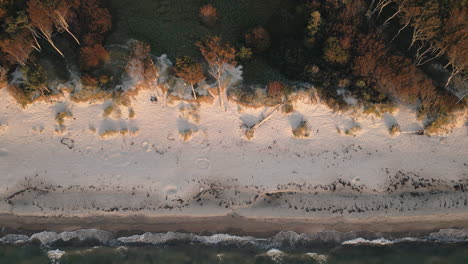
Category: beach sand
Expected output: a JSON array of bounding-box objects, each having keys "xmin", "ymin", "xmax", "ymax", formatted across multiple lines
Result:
[{"xmin": 0, "ymin": 86, "xmax": 467, "ymax": 235}]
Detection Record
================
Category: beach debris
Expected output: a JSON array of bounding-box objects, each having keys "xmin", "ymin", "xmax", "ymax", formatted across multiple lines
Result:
[
  {"xmin": 60, "ymin": 137, "xmax": 74, "ymax": 149},
  {"xmin": 243, "ymin": 104, "xmax": 283, "ymax": 140}
]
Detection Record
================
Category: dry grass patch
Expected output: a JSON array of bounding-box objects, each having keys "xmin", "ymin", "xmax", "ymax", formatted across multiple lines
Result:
[
  {"xmin": 179, "ymin": 103, "xmax": 200, "ymax": 123},
  {"xmin": 389, "ymin": 124, "xmax": 401, "ymax": 136},
  {"xmin": 179, "ymin": 129, "xmax": 196, "ymax": 141},
  {"xmin": 281, "ymin": 103, "xmax": 294, "ymax": 114},
  {"xmin": 424, "ymin": 114, "xmax": 459, "ymax": 136},
  {"xmin": 345, "ymin": 125, "xmax": 362, "ymax": 136},
  {"xmin": 55, "ymin": 111, "xmax": 73, "ymax": 126},
  {"xmin": 292, "ymin": 120, "xmax": 310, "ymax": 138},
  {"xmin": 100, "ymin": 129, "xmax": 120, "ymax": 139},
  {"xmin": 103, "ymin": 104, "xmax": 122, "ymax": 119},
  {"xmin": 363, "ymin": 103, "xmax": 398, "ymax": 118},
  {"xmin": 128, "ymin": 108, "xmax": 136, "ymax": 119}
]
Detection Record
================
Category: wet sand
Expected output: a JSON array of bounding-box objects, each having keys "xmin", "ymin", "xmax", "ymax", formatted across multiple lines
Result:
[{"xmin": 2, "ymin": 212, "xmax": 468, "ymax": 238}]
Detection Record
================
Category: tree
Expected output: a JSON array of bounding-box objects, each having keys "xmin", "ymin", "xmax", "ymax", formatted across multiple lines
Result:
[
  {"xmin": 0, "ymin": 30, "xmax": 36, "ymax": 66},
  {"xmin": 196, "ymin": 36, "xmax": 236, "ymax": 110},
  {"xmin": 79, "ymin": 44, "xmax": 108, "ymax": 68},
  {"xmin": 27, "ymin": 0, "xmax": 64, "ymax": 56},
  {"xmin": 173, "ymin": 56, "xmax": 205, "ymax": 99},
  {"xmin": 80, "ymin": 0, "xmax": 112, "ymax": 34},
  {"xmin": 304, "ymin": 11, "xmax": 321, "ymax": 47},
  {"xmin": 440, "ymin": 9, "xmax": 468, "ymax": 88},
  {"xmin": 245, "ymin": 26, "xmax": 271, "ymax": 53},
  {"xmin": 51, "ymin": 0, "xmax": 80, "ymax": 44},
  {"xmin": 404, "ymin": 0, "xmax": 441, "ymax": 50},
  {"xmin": 199, "ymin": 4, "xmax": 217, "ymax": 27},
  {"xmin": 323, "ymin": 37, "xmax": 349, "ymax": 64}
]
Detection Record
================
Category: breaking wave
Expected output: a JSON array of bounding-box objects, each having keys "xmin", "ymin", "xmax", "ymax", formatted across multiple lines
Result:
[{"xmin": 1, "ymin": 228, "xmax": 467, "ymax": 248}]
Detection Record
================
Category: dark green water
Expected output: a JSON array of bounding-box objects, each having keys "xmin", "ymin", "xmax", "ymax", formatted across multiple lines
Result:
[{"xmin": 1, "ymin": 243, "xmax": 468, "ymax": 264}]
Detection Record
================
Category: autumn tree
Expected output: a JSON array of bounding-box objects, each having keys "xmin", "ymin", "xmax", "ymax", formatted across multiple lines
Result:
[
  {"xmin": 439, "ymin": 9, "xmax": 468, "ymax": 88},
  {"xmin": 323, "ymin": 37, "xmax": 349, "ymax": 64},
  {"xmin": 79, "ymin": 44, "xmax": 108, "ymax": 68},
  {"xmin": 304, "ymin": 11, "xmax": 321, "ymax": 47},
  {"xmin": 51, "ymin": 0, "xmax": 80, "ymax": 44},
  {"xmin": 245, "ymin": 26, "xmax": 271, "ymax": 53},
  {"xmin": 27, "ymin": 0, "xmax": 64, "ymax": 56},
  {"xmin": 0, "ymin": 30, "xmax": 36, "ymax": 66},
  {"xmin": 80, "ymin": 0, "xmax": 112, "ymax": 34},
  {"xmin": 173, "ymin": 56, "xmax": 205, "ymax": 99},
  {"xmin": 196, "ymin": 36, "xmax": 236, "ymax": 110},
  {"xmin": 199, "ymin": 4, "xmax": 217, "ymax": 27},
  {"xmin": 73, "ymin": 0, "xmax": 112, "ymax": 69}
]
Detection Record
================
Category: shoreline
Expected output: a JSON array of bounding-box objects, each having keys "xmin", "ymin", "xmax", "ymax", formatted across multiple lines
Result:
[{"xmin": 2, "ymin": 212, "xmax": 468, "ymax": 238}]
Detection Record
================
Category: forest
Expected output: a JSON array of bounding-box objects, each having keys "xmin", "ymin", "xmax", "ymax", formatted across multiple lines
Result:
[{"xmin": 0, "ymin": 0, "xmax": 466, "ymax": 133}]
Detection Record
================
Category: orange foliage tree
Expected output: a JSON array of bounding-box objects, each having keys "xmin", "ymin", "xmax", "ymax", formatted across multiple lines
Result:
[
  {"xmin": 27, "ymin": 0, "xmax": 64, "ymax": 56},
  {"xmin": 0, "ymin": 30, "xmax": 36, "ymax": 66},
  {"xmin": 353, "ymin": 33, "xmax": 458, "ymax": 114},
  {"xmin": 173, "ymin": 56, "xmax": 206, "ymax": 99},
  {"xmin": 79, "ymin": 44, "xmax": 109, "ymax": 68},
  {"xmin": 199, "ymin": 4, "xmax": 218, "ymax": 27},
  {"xmin": 439, "ymin": 9, "xmax": 468, "ymax": 88},
  {"xmin": 245, "ymin": 26, "xmax": 271, "ymax": 53},
  {"xmin": 196, "ymin": 36, "xmax": 236, "ymax": 109},
  {"xmin": 73, "ymin": 0, "xmax": 112, "ymax": 69}
]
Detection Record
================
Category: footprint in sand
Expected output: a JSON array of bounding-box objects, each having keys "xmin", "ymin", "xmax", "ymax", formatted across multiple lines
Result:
[{"xmin": 195, "ymin": 158, "xmax": 211, "ymax": 170}]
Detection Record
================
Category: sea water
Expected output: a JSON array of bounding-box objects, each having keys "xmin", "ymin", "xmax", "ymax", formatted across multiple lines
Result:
[{"xmin": 1, "ymin": 242, "xmax": 468, "ymax": 263}]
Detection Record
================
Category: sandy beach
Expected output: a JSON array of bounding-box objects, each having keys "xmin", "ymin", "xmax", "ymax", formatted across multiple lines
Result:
[{"xmin": 0, "ymin": 85, "xmax": 467, "ymax": 235}]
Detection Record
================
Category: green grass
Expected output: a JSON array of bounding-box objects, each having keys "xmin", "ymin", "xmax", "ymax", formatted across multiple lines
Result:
[{"xmin": 105, "ymin": 0, "xmax": 284, "ymax": 84}]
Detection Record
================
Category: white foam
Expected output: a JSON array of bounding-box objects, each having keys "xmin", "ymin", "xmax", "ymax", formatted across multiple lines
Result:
[
  {"xmin": 47, "ymin": 249, "xmax": 65, "ymax": 264},
  {"xmin": 342, "ymin": 237, "xmax": 394, "ymax": 245}
]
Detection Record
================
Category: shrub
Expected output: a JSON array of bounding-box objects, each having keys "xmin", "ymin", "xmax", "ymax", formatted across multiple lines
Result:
[
  {"xmin": 128, "ymin": 108, "xmax": 135, "ymax": 119},
  {"xmin": 281, "ymin": 103, "xmax": 294, "ymax": 114},
  {"xmin": 199, "ymin": 4, "xmax": 218, "ymax": 27},
  {"xmin": 173, "ymin": 56, "xmax": 205, "ymax": 99},
  {"xmin": 304, "ymin": 11, "xmax": 321, "ymax": 47},
  {"xmin": 103, "ymin": 104, "xmax": 115, "ymax": 118},
  {"xmin": 7, "ymin": 84, "xmax": 33, "ymax": 107},
  {"xmin": 120, "ymin": 128, "xmax": 129, "ymax": 135},
  {"xmin": 389, "ymin": 124, "xmax": 401, "ymax": 136},
  {"xmin": 237, "ymin": 46, "xmax": 253, "ymax": 62},
  {"xmin": 0, "ymin": 66, "xmax": 7, "ymax": 82},
  {"xmin": 21, "ymin": 65, "xmax": 49, "ymax": 96},
  {"xmin": 81, "ymin": 74, "xmax": 99, "ymax": 89},
  {"xmin": 363, "ymin": 103, "xmax": 397, "ymax": 118},
  {"xmin": 244, "ymin": 128, "xmax": 255, "ymax": 140},
  {"xmin": 424, "ymin": 115, "xmax": 457, "ymax": 135},
  {"xmin": 323, "ymin": 37, "xmax": 349, "ymax": 64},
  {"xmin": 266, "ymin": 81, "xmax": 285, "ymax": 98},
  {"xmin": 245, "ymin": 26, "xmax": 271, "ymax": 53},
  {"xmin": 292, "ymin": 120, "xmax": 309, "ymax": 138}
]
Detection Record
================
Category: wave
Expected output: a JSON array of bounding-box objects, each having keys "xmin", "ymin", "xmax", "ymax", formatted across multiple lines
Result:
[{"xmin": 1, "ymin": 229, "xmax": 467, "ymax": 248}]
